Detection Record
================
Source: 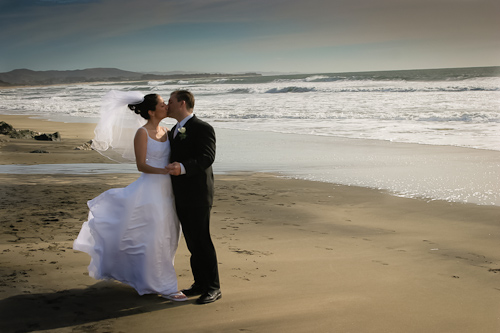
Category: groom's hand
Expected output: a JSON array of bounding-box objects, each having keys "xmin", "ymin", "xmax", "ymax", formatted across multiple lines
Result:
[{"xmin": 166, "ymin": 162, "xmax": 182, "ymax": 176}]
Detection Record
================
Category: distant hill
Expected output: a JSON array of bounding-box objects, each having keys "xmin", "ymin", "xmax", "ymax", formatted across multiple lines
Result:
[
  {"xmin": 0, "ymin": 68, "xmax": 143, "ymax": 85},
  {"xmin": 0, "ymin": 68, "xmax": 261, "ymax": 86}
]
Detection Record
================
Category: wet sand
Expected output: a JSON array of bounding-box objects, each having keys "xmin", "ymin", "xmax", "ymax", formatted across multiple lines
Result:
[{"xmin": 0, "ymin": 115, "xmax": 499, "ymax": 332}]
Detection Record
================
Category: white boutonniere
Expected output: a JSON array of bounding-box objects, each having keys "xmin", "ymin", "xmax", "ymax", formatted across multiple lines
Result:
[{"xmin": 178, "ymin": 126, "xmax": 187, "ymax": 140}]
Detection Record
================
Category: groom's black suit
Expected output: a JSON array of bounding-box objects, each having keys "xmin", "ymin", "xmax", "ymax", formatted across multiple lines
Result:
[{"xmin": 169, "ymin": 115, "xmax": 220, "ymax": 292}]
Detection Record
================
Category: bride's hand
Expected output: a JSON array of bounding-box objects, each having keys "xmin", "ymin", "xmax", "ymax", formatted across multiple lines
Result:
[{"xmin": 166, "ymin": 162, "xmax": 181, "ymax": 176}]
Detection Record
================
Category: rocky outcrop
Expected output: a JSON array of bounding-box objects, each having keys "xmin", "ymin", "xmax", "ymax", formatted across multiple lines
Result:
[{"xmin": 0, "ymin": 121, "xmax": 61, "ymax": 141}]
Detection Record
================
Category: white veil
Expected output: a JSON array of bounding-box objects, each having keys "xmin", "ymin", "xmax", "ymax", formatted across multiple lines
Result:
[{"xmin": 91, "ymin": 90, "xmax": 147, "ymax": 162}]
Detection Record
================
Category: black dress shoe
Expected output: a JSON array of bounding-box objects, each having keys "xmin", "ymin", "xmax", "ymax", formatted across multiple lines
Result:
[
  {"xmin": 196, "ymin": 289, "xmax": 222, "ymax": 304},
  {"xmin": 181, "ymin": 284, "xmax": 205, "ymax": 297}
]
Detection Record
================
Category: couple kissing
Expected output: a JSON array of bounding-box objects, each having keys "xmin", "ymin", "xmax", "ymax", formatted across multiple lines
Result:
[{"xmin": 73, "ymin": 90, "xmax": 221, "ymax": 304}]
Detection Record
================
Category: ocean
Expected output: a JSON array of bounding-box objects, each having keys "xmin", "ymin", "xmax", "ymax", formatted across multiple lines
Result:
[{"xmin": 1, "ymin": 66, "xmax": 499, "ymax": 206}]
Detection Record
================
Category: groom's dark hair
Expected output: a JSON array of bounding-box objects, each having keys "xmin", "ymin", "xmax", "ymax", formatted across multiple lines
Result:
[{"xmin": 172, "ymin": 90, "xmax": 195, "ymax": 110}]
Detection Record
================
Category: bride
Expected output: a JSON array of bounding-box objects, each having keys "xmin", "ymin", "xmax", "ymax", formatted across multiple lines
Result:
[{"xmin": 73, "ymin": 90, "xmax": 187, "ymax": 301}]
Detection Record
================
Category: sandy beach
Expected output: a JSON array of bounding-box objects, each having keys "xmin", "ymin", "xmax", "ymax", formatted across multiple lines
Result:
[{"xmin": 0, "ymin": 115, "xmax": 499, "ymax": 333}]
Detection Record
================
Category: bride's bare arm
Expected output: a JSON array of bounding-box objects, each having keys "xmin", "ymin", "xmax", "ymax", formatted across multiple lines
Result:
[{"xmin": 134, "ymin": 129, "xmax": 169, "ymax": 174}]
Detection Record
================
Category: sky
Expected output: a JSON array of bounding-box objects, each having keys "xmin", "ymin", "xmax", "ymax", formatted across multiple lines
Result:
[{"xmin": 1, "ymin": 0, "xmax": 499, "ymax": 74}]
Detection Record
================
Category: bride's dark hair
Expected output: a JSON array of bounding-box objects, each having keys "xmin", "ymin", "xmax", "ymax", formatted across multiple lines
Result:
[{"xmin": 128, "ymin": 94, "xmax": 159, "ymax": 119}]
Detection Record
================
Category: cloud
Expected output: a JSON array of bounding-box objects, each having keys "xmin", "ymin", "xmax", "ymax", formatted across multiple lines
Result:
[
  {"xmin": 1, "ymin": 0, "xmax": 498, "ymax": 72},
  {"xmin": 32, "ymin": 2, "xmax": 500, "ymax": 43},
  {"xmin": 3, "ymin": 0, "xmax": 498, "ymax": 45}
]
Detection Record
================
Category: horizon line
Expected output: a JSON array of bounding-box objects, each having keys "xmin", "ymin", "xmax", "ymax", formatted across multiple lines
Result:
[{"xmin": 2, "ymin": 65, "xmax": 500, "ymax": 76}]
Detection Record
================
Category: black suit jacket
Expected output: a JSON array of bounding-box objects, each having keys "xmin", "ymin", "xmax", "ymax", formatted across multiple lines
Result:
[{"xmin": 168, "ymin": 115, "xmax": 215, "ymax": 207}]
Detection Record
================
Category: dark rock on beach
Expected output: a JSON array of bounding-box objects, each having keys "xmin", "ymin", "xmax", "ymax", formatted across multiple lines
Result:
[
  {"xmin": 0, "ymin": 121, "xmax": 14, "ymax": 135},
  {"xmin": 34, "ymin": 132, "xmax": 61, "ymax": 141}
]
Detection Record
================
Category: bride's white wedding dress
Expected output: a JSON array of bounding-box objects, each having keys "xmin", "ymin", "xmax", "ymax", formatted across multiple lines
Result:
[{"xmin": 73, "ymin": 128, "xmax": 181, "ymax": 296}]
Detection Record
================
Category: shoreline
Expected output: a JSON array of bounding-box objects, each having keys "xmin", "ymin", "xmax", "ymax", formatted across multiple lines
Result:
[
  {"xmin": 3, "ymin": 112, "xmax": 500, "ymax": 153},
  {"xmin": 0, "ymin": 115, "xmax": 499, "ymax": 332},
  {"xmin": 2, "ymin": 114, "xmax": 500, "ymax": 207}
]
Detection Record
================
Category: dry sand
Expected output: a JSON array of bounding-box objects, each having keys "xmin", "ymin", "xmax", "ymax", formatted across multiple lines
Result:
[{"xmin": 0, "ymin": 115, "xmax": 499, "ymax": 333}]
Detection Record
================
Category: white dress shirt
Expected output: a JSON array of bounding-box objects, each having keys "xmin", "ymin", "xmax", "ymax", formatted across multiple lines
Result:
[{"xmin": 174, "ymin": 114, "xmax": 194, "ymax": 174}]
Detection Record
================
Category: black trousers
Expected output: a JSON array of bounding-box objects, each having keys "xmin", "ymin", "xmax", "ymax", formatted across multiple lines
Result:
[{"xmin": 176, "ymin": 205, "xmax": 220, "ymax": 291}]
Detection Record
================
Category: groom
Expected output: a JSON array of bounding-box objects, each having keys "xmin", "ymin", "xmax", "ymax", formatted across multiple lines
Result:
[{"xmin": 166, "ymin": 90, "xmax": 221, "ymax": 304}]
